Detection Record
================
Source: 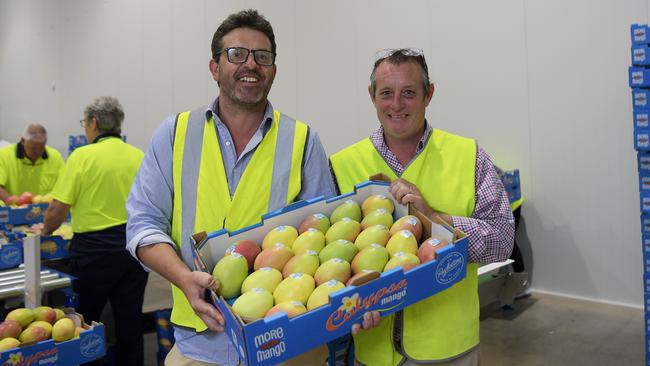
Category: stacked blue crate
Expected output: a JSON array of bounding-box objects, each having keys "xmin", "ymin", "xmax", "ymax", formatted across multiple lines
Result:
[
  {"xmin": 68, "ymin": 135, "xmax": 127, "ymax": 155},
  {"xmin": 631, "ymin": 23, "xmax": 650, "ymax": 366}
]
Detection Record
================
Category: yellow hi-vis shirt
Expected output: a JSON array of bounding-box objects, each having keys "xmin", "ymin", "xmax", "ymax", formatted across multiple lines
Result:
[
  {"xmin": 0, "ymin": 143, "xmax": 64, "ymax": 196},
  {"xmin": 50, "ymin": 136, "xmax": 143, "ymax": 233}
]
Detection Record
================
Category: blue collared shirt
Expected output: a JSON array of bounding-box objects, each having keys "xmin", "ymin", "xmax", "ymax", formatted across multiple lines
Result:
[{"xmin": 126, "ymin": 99, "xmax": 336, "ymax": 364}]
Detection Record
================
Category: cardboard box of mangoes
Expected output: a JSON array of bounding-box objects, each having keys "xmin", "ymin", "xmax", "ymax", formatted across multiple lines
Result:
[
  {"xmin": 0, "ymin": 204, "xmax": 49, "ymax": 226},
  {"xmin": 191, "ymin": 181, "xmax": 468, "ymax": 366},
  {"xmin": 0, "ymin": 230, "xmax": 24, "ymax": 269},
  {"xmin": 0, "ymin": 306, "xmax": 106, "ymax": 365}
]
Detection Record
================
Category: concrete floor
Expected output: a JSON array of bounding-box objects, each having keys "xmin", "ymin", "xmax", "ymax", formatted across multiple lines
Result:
[
  {"xmin": 142, "ymin": 291, "xmax": 645, "ymax": 366},
  {"xmin": 480, "ymin": 292, "xmax": 644, "ymax": 366}
]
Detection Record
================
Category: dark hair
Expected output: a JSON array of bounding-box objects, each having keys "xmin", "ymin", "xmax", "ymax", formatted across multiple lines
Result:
[
  {"xmin": 211, "ymin": 9, "xmax": 276, "ymax": 59},
  {"xmin": 370, "ymin": 50, "xmax": 431, "ymax": 97}
]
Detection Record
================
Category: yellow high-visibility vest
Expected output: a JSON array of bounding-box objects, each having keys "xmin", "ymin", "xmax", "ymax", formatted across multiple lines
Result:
[
  {"xmin": 330, "ymin": 129, "xmax": 478, "ymax": 365},
  {"xmin": 170, "ymin": 108, "xmax": 307, "ymax": 331}
]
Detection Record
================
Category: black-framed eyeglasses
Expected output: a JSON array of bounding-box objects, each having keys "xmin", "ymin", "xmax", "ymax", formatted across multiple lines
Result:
[{"xmin": 215, "ymin": 47, "xmax": 276, "ymax": 66}]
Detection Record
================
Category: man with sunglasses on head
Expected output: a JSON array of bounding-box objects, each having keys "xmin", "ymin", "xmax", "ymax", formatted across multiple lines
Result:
[
  {"xmin": 126, "ymin": 9, "xmax": 336, "ymax": 366},
  {"xmin": 330, "ymin": 49, "xmax": 515, "ymax": 366}
]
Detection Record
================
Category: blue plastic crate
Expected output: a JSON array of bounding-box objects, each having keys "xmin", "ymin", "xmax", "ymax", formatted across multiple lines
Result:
[
  {"xmin": 68, "ymin": 135, "xmax": 88, "ymax": 155},
  {"xmin": 642, "ymin": 215, "xmax": 650, "ymax": 234},
  {"xmin": 501, "ymin": 169, "xmax": 520, "ymax": 188},
  {"xmin": 635, "ymin": 127, "xmax": 650, "ymax": 151},
  {"xmin": 40, "ymin": 235, "xmax": 71, "ymax": 260},
  {"xmin": 0, "ymin": 241, "xmax": 23, "ymax": 269},
  {"xmin": 0, "ymin": 321, "xmax": 105, "ymax": 365},
  {"xmin": 637, "ymin": 110, "xmax": 650, "ymax": 129},
  {"xmin": 643, "ymin": 233, "xmax": 650, "ymax": 255},
  {"xmin": 155, "ymin": 309, "xmax": 174, "ymax": 353},
  {"xmin": 640, "ymin": 171, "xmax": 650, "ymax": 193},
  {"xmin": 633, "ymin": 46, "xmax": 650, "ymax": 66},
  {"xmin": 630, "ymin": 67, "xmax": 650, "ymax": 88},
  {"xmin": 0, "ymin": 203, "xmax": 49, "ymax": 225},
  {"xmin": 641, "ymin": 194, "xmax": 650, "ymax": 214},
  {"xmin": 640, "ymin": 152, "xmax": 650, "ymax": 172},
  {"xmin": 632, "ymin": 24, "xmax": 650, "ymax": 45},
  {"xmin": 634, "ymin": 89, "xmax": 650, "ymax": 109},
  {"xmin": 505, "ymin": 186, "xmax": 522, "ymax": 205}
]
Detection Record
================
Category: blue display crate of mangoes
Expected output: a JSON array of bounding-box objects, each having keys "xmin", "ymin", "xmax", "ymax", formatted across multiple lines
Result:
[
  {"xmin": 0, "ymin": 204, "xmax": 48, "ymax": 226},
  {"xmin": 190, "ymin": 181, "xmax": 469, "ymax": 366},
  {"xmin": 0, "ymin": 320, "xmax": 106, "ymax": 365},
  {"xmin": 0, "ymin": 241, "xmax": 24, "ymax": 270}
]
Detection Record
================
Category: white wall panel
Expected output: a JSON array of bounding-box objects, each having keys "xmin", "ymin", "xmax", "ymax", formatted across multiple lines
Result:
[{"xmin": 0, "ymin": 0, "xmax": 648, "ymax": 306}]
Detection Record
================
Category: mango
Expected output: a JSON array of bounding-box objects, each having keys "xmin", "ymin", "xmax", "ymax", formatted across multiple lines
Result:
[
  {"xmin": 282, "ymin": 251, "xmax": 320, "ymax": 278},
  {"xmin": 385, "ymin": 230, "xmax": 418, "ymax": 256},
  {"xmin": 6, "ymin": 308, "xmax": 34, "ymax": 328},
  {"xmin": 346, "ymin": 270, "xmax": 380, "ymax": 286},
  {"xmin": 262, "ymin": 225, "xmax": 298, "ymax": 250},
  {"xmin": 354, "ymin": 224, "xmax": 390, "ymax": 251},
  {"xmin": 361, "ymin": 194, "xmax": 395, "ymax": 216},
  {"xmin": 265, "ymin": 301, "xmax": 307, "ymax": 319},
  {"xmin": 28, "ymin": 321, "xmax": 52, "ymax": 338},
  {"xmin": 53, "ymin": 308, "xmax": 66, "ymax": 322},
  {"xmin": 52, "ymin": 318, "xmax": 75, "ymax": 342},
  {"xmin": 33, "ymin": 306, "xmax": 57, "ymax": 324},
  {"xmin": 254, "ymin": 243, "xmax": 294, "ymax": 271},
  {"xmin": 384, "ymin": 252, "xmax": 421, "ymax": 272},
  {"xmin": 330, "ymin": 200, "xmax": 362, "ymax": 223},
  {"xmin": 298, "ymin": 213, "xmax": 331, "ymax": 234},
  {"xmin": 314, "ymin": 258, "xmax": 351, "ymax": 286},
  {"xmin": 0, "ymin": 337, "xmax": 20, "ymax": 351},
  {"xmin": 19, "ymin": 325, "xmax": 48, "ymax": 343},
  {"xmin": 319, "ymin": 239, "xmax": 358, "ymax": 263},
  {"xmin": 225, "ymin": 240, "xmax": 261, "ymax": 269},
  {"xmin": 306, "ymin": 280, "xmax": 346, "ymax": 310},
  {"xmin": 0, "ymin": 320, "xmax": 21, "ymax": 340},
  {"xmin": 74, "ymin": 327, "xmax": 85, "ymax": 339},
  {"xmin": 273, "ymin": 273, "xmax": 315, "ymax": 304},
  {"xmin": 292, "ymin": 229, "xmax": 326, "ymax": 254},
  {"xmin": 41, "ymin": 193, "xmax": 54, "ymax": 203},
  {"xmin": 360, "ymin": 209, "xmax": 394, "ymax": 230},
  {"xmin": 418, "ymin": 236, "xmax": 450, "ymax": 264},
  {"xmin": 351, "ymin": 244, "xmax": 390, "ymax": 274},
  {"xmin": 325, "ymin": 218, "xmax": 361, "ymax": 243},
  {"xmin": 232, "ymin": 288, "xmax": 274, "ymax": 323},
  {"xmin": 390, "ymin": 215, "xmax": 423, "ymax": 242},
  {"xmin": 241, "ymin": 267, "xmax": 283, "ymax": 294},
  {"xmin": 212, "ymin": 252, "xmax": 249, "ymax": 299}
]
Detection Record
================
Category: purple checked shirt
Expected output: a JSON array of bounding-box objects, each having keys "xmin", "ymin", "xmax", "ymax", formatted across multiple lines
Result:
[{"xmin": 370, "ymin": 123, "xmax": 514, "ymax": 264}]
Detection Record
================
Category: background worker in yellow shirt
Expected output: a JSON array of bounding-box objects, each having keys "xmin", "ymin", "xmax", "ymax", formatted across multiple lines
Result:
[
  {"xmin": 42, "ymin": 96, "xmax": 148, "ymax": 366},
  {"xmin": 0, "ymin": 124, "xmax": 64, "ymax": 202}
]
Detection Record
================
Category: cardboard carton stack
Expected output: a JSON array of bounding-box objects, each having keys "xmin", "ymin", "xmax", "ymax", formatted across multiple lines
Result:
[{"xmin": 630, "ymin": 23, "xmax": 650, "ymax": 366}]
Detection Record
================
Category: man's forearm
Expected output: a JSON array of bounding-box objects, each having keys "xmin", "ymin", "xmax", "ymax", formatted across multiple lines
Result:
[
  {"xmin": 42, "ymin": 200, "xmax": 70, "ymax": 236},
  {"xmin": 137, "ymin": 243, "xmax": 192, "ymax": 288}
]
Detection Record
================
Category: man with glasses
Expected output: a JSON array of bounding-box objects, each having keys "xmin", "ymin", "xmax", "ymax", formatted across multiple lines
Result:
[
  {"xmin": 331, "ymin": 49, "xmax": 515, "ymax": 366},
  {"xmin": 126, "ymin": 9, "xmax": 335, "ymax": 366},
  {"xmin": 0, "ymin": 124, "xmax": 64, "ymax": 202}
]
